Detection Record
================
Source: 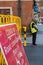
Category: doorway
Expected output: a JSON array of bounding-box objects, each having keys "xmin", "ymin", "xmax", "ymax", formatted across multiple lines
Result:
[{"xmin": 36, "ymin": 7, "xmax": 43, "ymax": 44}]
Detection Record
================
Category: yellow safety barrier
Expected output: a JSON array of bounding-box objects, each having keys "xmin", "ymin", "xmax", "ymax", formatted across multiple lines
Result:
[
  {"xmin": 0, "ymin": 14, "xmax": 21, "ymax": 36},
  {"xmin": 0, "ymin": 14, "xmax": 21, "ymax": 65},
  {"xmin": 0, "ymin": 49, "xmax": 6, "ymax": 65},
  {"xmin": 11, "ymin": 16, "xmax": 21, "ymax": 36}
]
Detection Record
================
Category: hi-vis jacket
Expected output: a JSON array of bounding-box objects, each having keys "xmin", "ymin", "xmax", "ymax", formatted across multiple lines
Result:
[{"xmin": 30, "ymin": 21, "xmax": 38, "ymax": 33}]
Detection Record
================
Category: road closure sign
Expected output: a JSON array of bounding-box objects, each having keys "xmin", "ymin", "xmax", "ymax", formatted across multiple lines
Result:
[{"xmin": 0, "ymin": 23, "xmax": 30, "ymax": 65}]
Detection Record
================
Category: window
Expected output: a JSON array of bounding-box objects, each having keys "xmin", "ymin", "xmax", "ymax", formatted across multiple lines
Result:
[
  {"xmin": 35, "ymin": 0, "xmax": 40, "ymax": 2},
  {"xmin": 0, "ymin": 9, "xmax": 10, "ymax": 15},
  {"xmin": 0, "ymin": 7, "xmax": 12, "ymax": 15}
]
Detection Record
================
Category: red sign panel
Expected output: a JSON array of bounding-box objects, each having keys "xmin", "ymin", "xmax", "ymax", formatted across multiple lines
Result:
[{"xmin": 0, "ymin": 24, "xmax": 30, "ymax": 65}]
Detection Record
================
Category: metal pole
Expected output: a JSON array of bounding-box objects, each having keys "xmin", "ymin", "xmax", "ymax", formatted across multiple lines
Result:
[
  {"xmin": 23, "ymin": 26, "xmax": 27, "ymax": 46},
  {"xmin": 18, "ymin": 0, "xmax": 21, "ymax": 17},
  {"xmin": 33, "ymin": 0, "xmax": 37, "ymax": 8}
]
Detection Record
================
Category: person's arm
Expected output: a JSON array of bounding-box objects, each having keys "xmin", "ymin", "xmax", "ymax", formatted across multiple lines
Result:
[{"xmin": 33, "ymin": 25, "xmax": 38, "ymax": 31}]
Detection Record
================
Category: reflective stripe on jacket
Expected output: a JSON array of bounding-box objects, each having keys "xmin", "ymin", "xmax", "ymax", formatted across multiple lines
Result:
[{"xmin": 30, "ymin": 21, "xmax": 38, "ymax": 33}]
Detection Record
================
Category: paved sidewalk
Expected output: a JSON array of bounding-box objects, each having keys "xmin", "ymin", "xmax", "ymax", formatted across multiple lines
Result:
[
  {"xmin": 22, "ymin": 33, "xmax": 43, "ymax": 44},
  {"xmin": 24, "ymin": 45, "xmax": 43, "ymax": 65}
]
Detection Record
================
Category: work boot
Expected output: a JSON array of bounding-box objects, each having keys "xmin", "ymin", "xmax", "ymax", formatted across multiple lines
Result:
[{"xmin": 33, "ymin": 44, "xmax": 37, "ymax": 46}]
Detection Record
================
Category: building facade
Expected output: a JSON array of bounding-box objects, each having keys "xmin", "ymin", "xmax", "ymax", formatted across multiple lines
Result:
[{"xmin": 0, "ymin": 0, "xmax": 33, "ymax": 27}]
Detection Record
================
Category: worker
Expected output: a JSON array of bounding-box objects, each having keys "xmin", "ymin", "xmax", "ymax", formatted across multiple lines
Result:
[{"xmin": 30, "ymin": 19, "xmax": 38, "ymax": 45}]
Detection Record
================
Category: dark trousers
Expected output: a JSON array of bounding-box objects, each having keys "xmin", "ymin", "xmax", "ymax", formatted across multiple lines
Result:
[{"xmin": 32, "ymin": 32, "xmax": 37, "ymax": 45}]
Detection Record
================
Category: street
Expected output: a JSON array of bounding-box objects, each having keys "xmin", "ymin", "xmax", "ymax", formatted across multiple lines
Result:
[{"xmin": 24, "ymin": 45, "xmax": 43, "ymax": 65}]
